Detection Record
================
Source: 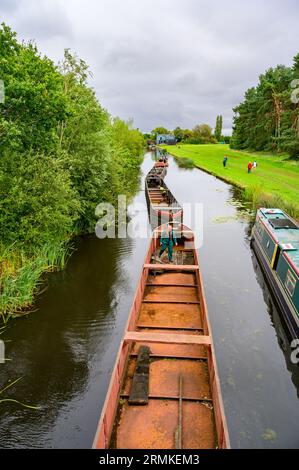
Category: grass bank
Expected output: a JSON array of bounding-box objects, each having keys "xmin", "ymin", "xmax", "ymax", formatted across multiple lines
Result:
[{"xmin": 164, "ymin": 144, "xmax": 299, "ymax": 219}]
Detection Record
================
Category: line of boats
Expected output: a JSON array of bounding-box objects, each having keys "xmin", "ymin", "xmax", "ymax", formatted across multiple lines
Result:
[
  {"xmin": 145, "ymin": 160, "xmax": 183, "ymax": 229},
  {"xmin": 93, "ymin": 154, "xmax": 299, "ymax": 449},
  {"xmin": 93, "ymin": 157, "xmax": 230, "ymax": 449}
]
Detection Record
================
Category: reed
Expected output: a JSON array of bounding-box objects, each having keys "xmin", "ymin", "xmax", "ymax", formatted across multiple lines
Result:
[
  {"xmin": 0, "ymin": 240, "xmax": 71, "ymax": 324},
  {"xmin": 0, "ymin": 377, "xmax": 41, "ymax": 410}
]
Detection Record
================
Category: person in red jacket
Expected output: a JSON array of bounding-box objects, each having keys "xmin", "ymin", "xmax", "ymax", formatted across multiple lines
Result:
[{"xmin": 247, "ymin": 162, "xmax": 252, "ymax": 173}]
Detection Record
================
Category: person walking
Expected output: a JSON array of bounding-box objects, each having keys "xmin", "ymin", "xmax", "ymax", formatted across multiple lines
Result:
[
  {"xmin": 253, "ymin": 160, "xmax": 257, "ymax": 169},
  {"xmin": 159, "ymin": 224, "xmax": 178, "ymax": 263},
  {"xmin": 247, "ymin": 162, "xmax": 252, "ymax": 173},
  {"xmin": 223, "ymin": 156, "xmax": 228, "ymax": 167}
]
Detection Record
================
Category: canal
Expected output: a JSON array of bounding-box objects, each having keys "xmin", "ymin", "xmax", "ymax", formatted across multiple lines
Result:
[{"xmin": 1, "ymin": 152, "xmax": 299, "ymax": 448}]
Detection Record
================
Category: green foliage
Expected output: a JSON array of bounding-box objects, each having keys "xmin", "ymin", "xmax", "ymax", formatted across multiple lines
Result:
[
  {"xmin": 221, "ymin": 135, "xmax": 231, "ymax": 144},
  {"xmin": 0, "ymin": 24, "xmax": 67, "ymax": 154},
  {"xmin": 0, "ymin": 152, "xmax": 80, "ymax": 248},
  {"xmin": 0, "ymin": 24, "xmax": 144, "ymax": 321},
  {"xmin": 214, "ymin": 115, "xmax": 223, "ymax": 141},
  {"xmin": 155, "ymin": 124, "xmax": 218, "ymax": 145},
  {"xmin": 189, "ymin": 123, "xmax": 216, "ymax": 144},
  {"xmin": 231, "ymin": 54, "xmax": 299, "ymax": 158},
  {"xmin": 181, "ymin": 129, "xmax": 193, "ymax": 141},
  {"xmin": 172, "ymin": 127, "xmax": 193, "ymax": 142},
  {"xmin": 173, "ymin": 127, "xmax": 184, "ymax": 142},
  {"xmin": 107, "ymin": 117, "xmax": 144, "ymax": 202},
  {"xmin": 151, "ymin": 126, "xmax": 169, "ymax": 138}
]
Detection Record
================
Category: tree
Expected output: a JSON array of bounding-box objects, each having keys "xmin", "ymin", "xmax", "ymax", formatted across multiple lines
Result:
[
  {"xmin": 221, "ymin": 135, "xmax": 231, "ymax": 144},
  {"xmin": 0, "ymin": 24, "xmax": 67, "ymax": 155},
  {"xmin": 0, "ymin": 22, "xmax": 145, "ymax": 317},
  {"xmin": 214, "ymin": 115, "xmax": 223, "ymax": 141},
  {"xmin": 192, "ymin": 124, "xmax": 214, "ymax": 143},
  {"xmin": 231, "ymin": 54, "xmax": 299, "ymax": 158},
  {"xmin": 151, "ymin": 127, "xmax": 169, "ymax": 138},
  {"xmin": 173, "ymin": 127, "xmax": 184, "ymax": 142},
  {"xmin": 182, "ymin": 129, "xmax": 193, "ymax": 141}
]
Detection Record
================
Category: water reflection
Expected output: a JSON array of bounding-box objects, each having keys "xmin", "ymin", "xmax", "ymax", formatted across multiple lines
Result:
[{"xmin": 251, "ymin": 249, "xmax": 299, "ymax": 399}]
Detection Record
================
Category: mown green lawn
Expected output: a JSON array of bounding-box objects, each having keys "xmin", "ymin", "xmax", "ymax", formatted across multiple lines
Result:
[{"xmin": 164, "ymin": 144, "xmax": 299, "ymax": 216}]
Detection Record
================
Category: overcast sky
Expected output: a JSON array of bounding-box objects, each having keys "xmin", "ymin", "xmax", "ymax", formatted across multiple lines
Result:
[{"xmin": 1, "ymin": 0, "xmax": 298, "ymax": 133}]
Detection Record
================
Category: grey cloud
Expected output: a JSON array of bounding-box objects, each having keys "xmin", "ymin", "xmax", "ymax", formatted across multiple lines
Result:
[
  {"xmin": 19, "ymin": 1, "xmax": 72, "ymax": 40},
  {"xmin": 0, "ymin": 0, "xmax": 18, "ymax": 13},
  {"xmin": 1, "ymin": 0, "xmax": 298, "ymax": 133}
]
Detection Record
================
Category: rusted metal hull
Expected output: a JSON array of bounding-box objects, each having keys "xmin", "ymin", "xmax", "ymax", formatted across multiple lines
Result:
[
  {"xmin": 154, "ymin": 161, "xmax": 168, "ymax": 168},
  {"xmin": 145, "ymin": 166, "xmax": 183, "ymax": 229},
  {"xmin": 93, "ymin": 225, "xmax": 230, "ymax": 449}
]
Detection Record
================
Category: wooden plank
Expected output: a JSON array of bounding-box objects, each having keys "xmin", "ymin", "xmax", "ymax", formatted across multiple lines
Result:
[
  {"xmin": 124, "ymin": 331, "xmax": 211, "ymax": 346},
  {"xmin": 137, "ymin": 324, "xmax": 203, "ymax": 331},
  {"xmin": 128, "ymin": 346, "xmax": 150, "ymax": 405},
  {"xmin": 142, "ymin": 299, "xmax": 200, "ymax": 304},
  {"xmin": 144, "ymin": 264, "xmax": 199, "ymax": 271},
  {"xmin": 146, "ymin": 283, "xmax": 198, "ymax": 287}
]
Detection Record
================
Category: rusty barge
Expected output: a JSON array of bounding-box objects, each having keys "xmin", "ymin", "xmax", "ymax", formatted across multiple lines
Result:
[{"xmin": 93, "ymin": 222, "xmax": 230, "ymax": 449}]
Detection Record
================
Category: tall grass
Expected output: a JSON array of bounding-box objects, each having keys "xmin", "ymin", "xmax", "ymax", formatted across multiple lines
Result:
[
  {"xmin": 243, "ymin": 184, "xmax": 299, "ymax": 219},
  {"xmin": 0, "ymin": 241, "xmax": 71, "ymax": 324}
]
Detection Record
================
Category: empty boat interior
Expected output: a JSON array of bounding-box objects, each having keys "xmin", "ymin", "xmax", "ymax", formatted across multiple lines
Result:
[{"xmin": 106, "ymin": 233, "xmax": 223, "ymax": 449}]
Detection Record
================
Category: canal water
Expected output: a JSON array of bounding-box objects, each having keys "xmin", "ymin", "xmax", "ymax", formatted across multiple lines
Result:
[{"xmin": 1, "ymin": 152, "xmax": 299, "ymax": 449}]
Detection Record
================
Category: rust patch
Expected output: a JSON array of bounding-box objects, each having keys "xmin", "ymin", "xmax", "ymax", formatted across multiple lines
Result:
[
  {"xmin": 131, "ymin": 342, "xmax": 207, "ymax": 359},
  {"xmin": 148, "ymin": 272, "xmax": 196, "ymax": 285},
  {"xmin": 144, "ymin": 285, "xmax": 199, "ymax": 303},
  {"xmin": 122, "ymin": 357, "xmax": 211, "ymax": 400},
  {"xmin": 148, "ymin": 359, "xmax": 211, "ymax": 399},
  {"xmin": 138, "ymin": 303, "xmax": 202, "ymax": 330},
  {"xmin": 113, "ymin": 399, "xmax": 216, "ymax": 449}
]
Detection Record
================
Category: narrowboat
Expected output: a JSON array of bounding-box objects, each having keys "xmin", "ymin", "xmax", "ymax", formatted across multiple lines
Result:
[
  {"xmin": 146, "ymin": 163, "xmax": 167, "ymax": 182},
  {"xmin": 93, "ymin": 224, "xmax": 230, "ymax": 449},
  {"xmin": 251, "ymin": 208, "xmax": 299, "ymax": 339},
  {"xmin": 251, "ymin": 248, "xmax": 299, "ymax": 398},
  {"xmin": 154, "ymin": 161, "xmax": 168, "ymax": 168},
  {"xmin": 145, "ymin": 167, "xmax": 183, "ymax": 229}
]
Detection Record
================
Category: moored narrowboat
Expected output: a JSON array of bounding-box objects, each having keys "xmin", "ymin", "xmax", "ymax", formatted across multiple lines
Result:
[
  {"xmin": 251, "ymin": 208, "xmax": 299, "ymax": 339},
  {"xmin": 251, "ymin": 248, "xmax": 299, "ymax": 397}
]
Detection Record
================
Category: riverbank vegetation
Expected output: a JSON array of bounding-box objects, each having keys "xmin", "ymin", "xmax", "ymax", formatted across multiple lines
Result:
[
  {"xmin": 0, "ymin": 24, "xmax": 144, "ymax": 322},
  {"xmin": 164, "ymin": 144, "xmax": 299, "ymax": 218}
]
